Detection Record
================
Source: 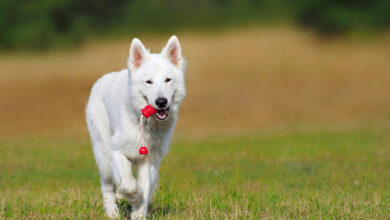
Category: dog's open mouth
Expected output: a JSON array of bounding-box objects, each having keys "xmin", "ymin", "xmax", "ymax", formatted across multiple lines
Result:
[{"xmin": 155, "ymin": 108, "xmax": 169, "ymax": 120}]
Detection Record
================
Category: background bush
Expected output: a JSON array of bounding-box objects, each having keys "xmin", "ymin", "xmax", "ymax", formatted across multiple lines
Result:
[
  {"xmin": 295, "ymin": 0, "xmax": 390, "ymax": 34},
  {"xmin": 0, "ymin": 0, "xmax": 389, "ymax": 50}
]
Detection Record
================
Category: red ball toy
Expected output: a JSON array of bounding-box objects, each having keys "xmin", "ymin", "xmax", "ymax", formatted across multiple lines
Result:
[
  {"xmin": 141, "ymin": 105, "xmax": 157, "ymax": 118},
  {"xmin": 139, "ymin": 146, "xmax": 148, "ymax": 155}
]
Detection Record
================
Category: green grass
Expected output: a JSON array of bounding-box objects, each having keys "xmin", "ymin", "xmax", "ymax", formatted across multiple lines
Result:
[{"xmin": 1, "ymin": 129, "xmax": 389, "ymax": 219}]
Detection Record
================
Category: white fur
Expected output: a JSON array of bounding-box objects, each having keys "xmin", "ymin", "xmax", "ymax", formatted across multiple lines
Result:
[{"xmin": 85, "ymin": 36, "xmax": 186, "ymax": 219}]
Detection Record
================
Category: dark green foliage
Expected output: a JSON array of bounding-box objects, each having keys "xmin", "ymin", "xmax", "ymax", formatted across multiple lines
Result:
[
  {"xmin": 0, "ymin": 0, "xmax": 389, "ymax": 50},
  {"xmin": 294, "ymin": 0, "xmax": 390, "ymax": 34},
  {"xmin": 0, "ymin": 0, "xmax": 129, "ymax": 50},
  {"xmin": 0, "ymin": 0, "xmax": 278, "ymax": 50}
]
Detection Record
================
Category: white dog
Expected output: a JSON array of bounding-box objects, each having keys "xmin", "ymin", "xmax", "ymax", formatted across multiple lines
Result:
[{"xmin": 85, "ymin": 36, "xmax": 186, "ymax": 219}]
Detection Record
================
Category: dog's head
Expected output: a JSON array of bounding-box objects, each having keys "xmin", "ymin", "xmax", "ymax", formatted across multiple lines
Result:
[{"xmin": 128, "ymin": 36, "xmax": 186, "ymax": 121}]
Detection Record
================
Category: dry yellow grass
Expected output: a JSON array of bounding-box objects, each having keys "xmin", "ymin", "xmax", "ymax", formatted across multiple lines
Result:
[{"xmin": 1, "ymin": 27, "xmax": 390, "ymax": 137}]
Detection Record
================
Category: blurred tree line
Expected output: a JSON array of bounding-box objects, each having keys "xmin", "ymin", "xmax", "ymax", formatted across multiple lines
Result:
[{"xmin": 0, "ymin": 0, "xmax": 389, "ymax": 50}]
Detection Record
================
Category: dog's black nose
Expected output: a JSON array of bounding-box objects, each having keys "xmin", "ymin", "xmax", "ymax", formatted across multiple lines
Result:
[{"xmin": 155, "ymin": 97, "xmax": 168, "ymax": 108}]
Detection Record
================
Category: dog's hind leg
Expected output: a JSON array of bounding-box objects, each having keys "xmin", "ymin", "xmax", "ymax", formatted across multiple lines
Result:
[
  {"xmin": 90, "ymin": 134, "xmax": 120, "ymax": 218},
  {"xmin": 87, "ymin": 101, "xmax": 120, "ymax": 219}
]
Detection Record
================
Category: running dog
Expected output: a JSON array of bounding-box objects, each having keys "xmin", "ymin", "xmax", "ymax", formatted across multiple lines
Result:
[{"xmin": 85, "ymin": 36, "xmax": 186, "ymax": 219}]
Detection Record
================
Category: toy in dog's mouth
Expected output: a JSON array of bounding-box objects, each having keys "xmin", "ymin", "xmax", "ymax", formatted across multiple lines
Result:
[
  {"xmin": 140, "ymin": 104, "xmax": 169, "ymax": 121},
  {"xmin": 155, "ymin": 108, "xmax": 169, "ymax": 120}
]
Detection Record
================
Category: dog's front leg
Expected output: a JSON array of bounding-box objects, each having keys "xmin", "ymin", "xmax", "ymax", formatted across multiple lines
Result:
[
  {"xmin": 131, "ymin": 159, "xmax": 161, "ymax": 219},
  {"xmin": 111, "ymin": 151, "xmax": 144, "ymax": 207}
]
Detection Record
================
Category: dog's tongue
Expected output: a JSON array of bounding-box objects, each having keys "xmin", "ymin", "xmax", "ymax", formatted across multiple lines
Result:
[{"xmin": 157, "ymin": 109, "xmax": 167, "ymax": 116}]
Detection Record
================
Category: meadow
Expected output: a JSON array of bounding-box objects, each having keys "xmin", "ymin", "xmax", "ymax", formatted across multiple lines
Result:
[{"xmin": 0, "ymin": 27, "xmax": 390, "ymax": 219}]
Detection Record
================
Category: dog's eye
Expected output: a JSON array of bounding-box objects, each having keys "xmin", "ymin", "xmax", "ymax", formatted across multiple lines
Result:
[
  {"xmin": 145, "ymin": 80, "xmax": 153, "ymax": 84},
  {"xmin": 165, "ymin": 78, "xmax": 172, "ymax": 83}
]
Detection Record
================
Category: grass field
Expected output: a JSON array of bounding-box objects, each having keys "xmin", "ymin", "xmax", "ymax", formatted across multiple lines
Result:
[
  {"xmin": 1, "ymin": 129, "xmax": 389, "ymax": 219},
  {"xmin": 1, "ymin": 27, "xmax": 390, "ymax": 219}
]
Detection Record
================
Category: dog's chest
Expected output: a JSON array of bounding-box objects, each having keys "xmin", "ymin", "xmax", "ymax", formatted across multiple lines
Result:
[
  {"xmin": 119, "ymin": 117, "xmax": 175, "ymax": 160},
  {"xmin": 144, "ymin": 121, "xmax": 168, "ymax": 145}
]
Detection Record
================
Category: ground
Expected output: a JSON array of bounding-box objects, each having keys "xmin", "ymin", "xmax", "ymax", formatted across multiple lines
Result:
[
  {"xmin": 0, "ymin": 27, "xmax": 389, "ymax": 219},
  {"xmin": 1, "ymin": 129, "xmax": 389, "ymax": 219}
]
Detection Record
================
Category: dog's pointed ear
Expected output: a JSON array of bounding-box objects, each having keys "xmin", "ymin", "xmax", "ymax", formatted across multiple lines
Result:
[
  {"xmin": 128, "ymin": 38, "xmax": 149, "ymax": 72},
  {"xmin": 162, "ymin": 35, "xmax": 184, "ymax": 69}
]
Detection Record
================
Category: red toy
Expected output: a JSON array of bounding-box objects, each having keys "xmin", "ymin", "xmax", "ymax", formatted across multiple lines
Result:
[
  {"xmin": 138, "ymin": 105, "xmax": 157, "ymax": 155},
  {"xmin": 141, "ymin": 104, "xmax": 157, "ymax": 118},
  {"xmin": 139, "ymin": 146, "xmax": 148, "ymax": 155}
]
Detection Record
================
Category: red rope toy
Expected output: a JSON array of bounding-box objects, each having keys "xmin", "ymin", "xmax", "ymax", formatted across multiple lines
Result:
[{"xmin": 139, "ymin": 105, "xmax": 157, "ymax": 155}]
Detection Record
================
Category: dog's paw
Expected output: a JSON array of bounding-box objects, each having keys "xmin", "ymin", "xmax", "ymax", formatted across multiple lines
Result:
[
  {"xmin": 104, "ymin": 202, "xmax": 120, "ymax": 219},
  {"xmin": 103, "ymin": 193, "xmax": 120, "ymax": 219},
  {"xmin": 118, "ymin": 179, "xmax": 138, "ymax": 196},
  {"xmin": 126, "ymin": 186, "xmax": 144, "ymax": 207},
  {"xmin": 131, "ymin": 210, "xmax": 146, "ymax": 220},
  {"xmin": 118, "ymin": 180, "xmax": 144, "ymax": 206}
]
